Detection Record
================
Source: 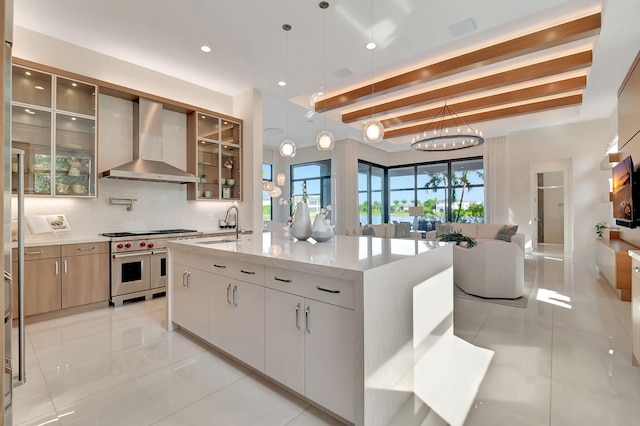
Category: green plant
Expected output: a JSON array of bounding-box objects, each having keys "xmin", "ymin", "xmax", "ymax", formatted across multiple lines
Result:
[
  {"xmin": 595, "ymin": 221, "xmax": 608, "ymax": 239},
  {"xmin": 438, "ymin": 229, "xmax": 477, "ymax": 248}
]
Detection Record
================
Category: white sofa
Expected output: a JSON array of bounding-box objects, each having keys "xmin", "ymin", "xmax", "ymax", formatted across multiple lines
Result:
[
  {"xmin": 345, "ymin": 223, "xmax": 422, "ymax": 239},
  {"xmin": 425, "ymin": 223, "xmax": 525, "ymax": 250}
]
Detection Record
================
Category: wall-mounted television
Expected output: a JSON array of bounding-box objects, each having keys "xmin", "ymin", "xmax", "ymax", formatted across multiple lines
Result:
[{"xmin": 612, "ymin": 155, "xmax": 637, "ymax": 228}]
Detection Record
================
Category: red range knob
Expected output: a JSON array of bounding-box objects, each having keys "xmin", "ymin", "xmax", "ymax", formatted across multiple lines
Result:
[
  {"xmin": 140, "ymin": 241, "xmax": 147, "ymax": 247},
  {"xmin": 148, "ymin": 243, "xmax": 155, "ymax": 249},
  {"xmin": 117, "ymin": 243, "xmax": 124, "ymax": 249},
  {"xmin": 125, "ymin": 243, "xmax": 131, "ymax": 248}
]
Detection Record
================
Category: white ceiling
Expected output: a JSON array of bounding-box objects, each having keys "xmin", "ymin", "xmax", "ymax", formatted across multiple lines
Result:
[{"xmin": 13, "ymin": 0, "xmax": 640, "ymax": 152}]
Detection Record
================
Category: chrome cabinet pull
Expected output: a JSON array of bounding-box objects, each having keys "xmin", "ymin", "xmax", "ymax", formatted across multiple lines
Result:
[
  {"xmin": 213, "ymin": 264, "xmax": 227, "ymax": 269},
  {"xmin": 55, "ymin": 261, "xmax": 59, "ymax": 275},
  {"xmin": 240, "ymin": 269, "xmax": 256, "ymax": 275},
  {"xmin": 634, "ymin": 267, "xmax": 640, "ymax": 273},
  {"xmin": 305, "ymin": 306, "xmax": 310, "ymax": 333},
  {"xmin": 233, "ymin": 285, "xmax": 238, "ymax": 306},
  {"xmin": 77, "ymin": 246, "xmax": 95, "ymax": 251},
  {"xmin": 274, "ymin": 276, "xmax": 292, "ymax": 283},
  {"xmin": 295, "ymin": 303, "xmax": 301, "ymax": 329},
  {"xmin": 63, "ymin": 260, "xmax": 68, "ymax": 274},
  {"xmin": 182, "ymin": 271, "xmax": 187, "ymax": 287},
  {"xmin": 316, "ymin": 286, "xmax": 340, "ymax": 294},
  {"xmin": 227, "ymin": 283, "xmax": 232, "ymax": 304},
  {"xmin": 25, "ymin": 251, "xmax": 42, "ymax": 255},
  {"xmin": 188, "ymin": 271, "xmax": 192, "ymax": 288}
]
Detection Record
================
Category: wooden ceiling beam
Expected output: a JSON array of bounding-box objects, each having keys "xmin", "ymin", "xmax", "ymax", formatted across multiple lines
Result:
[
  {"xmin": 383, "ymin": 94, "xmax": 583, "ymax": 139},
  {"xmin": 381, "ymin": 75, "xmax": 587, "ymax": 127},
  {"xmin": 317, "ymin": 13, "xmax": 600, "ymax": 112},
  {"xmin": 343, "ymin": 51, "xmax": 592, "ymax": 123}
]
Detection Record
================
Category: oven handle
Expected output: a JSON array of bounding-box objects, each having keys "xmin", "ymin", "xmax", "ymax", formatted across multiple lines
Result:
[
  {"xmin": 112, "ymin": 251, "xmax": 152, "ymax": 259},
  {"xmin": 152, "ymin": 250, "xmax": 167, "ymax": 255}
]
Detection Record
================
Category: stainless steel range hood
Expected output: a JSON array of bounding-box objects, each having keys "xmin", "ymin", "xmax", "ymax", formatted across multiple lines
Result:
[{"xmin": 99, "ymin": 98, "xmax": 199, "ymax": 184}]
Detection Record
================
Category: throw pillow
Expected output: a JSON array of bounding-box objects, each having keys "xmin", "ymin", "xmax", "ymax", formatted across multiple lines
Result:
[
  {"xmin": 362, "ymin": 225, "xmax": 376, "ymax": 236},
  {"xmin": 496, "ymin": 225, "xmax": 518, "ymax": 242},
  {"xmin": 395, "ymin": 223, "xmax": 412, "ymax": 238},
  {"xmin": 436, "ymin": 223, "xmax": 452, "ymax": 237}
]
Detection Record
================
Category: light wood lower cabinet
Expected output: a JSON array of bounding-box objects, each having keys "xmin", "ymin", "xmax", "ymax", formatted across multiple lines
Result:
[
  {"xmin": 61, "ymin": 243, "xmax": 110, "ymax": 308},
  {"xmin": 12, "ymin": 242, "xmax": 109, "ymax": 319}
]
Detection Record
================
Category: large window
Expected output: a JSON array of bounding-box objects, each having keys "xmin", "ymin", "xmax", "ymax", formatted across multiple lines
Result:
[
  {"xmin": 358, "ymin": 162, "xmax": 386, "ymax": 225},
  {"xmin": 262, "ymin": 163, "xmax": 272, "ymax": 220},
  {"xmin": 357, "ymin": 157, "xmax": 484, "ymax": 227},
  {"xmin": 290, "ymin": 160, "xmax": 331, "ymax": 218}
]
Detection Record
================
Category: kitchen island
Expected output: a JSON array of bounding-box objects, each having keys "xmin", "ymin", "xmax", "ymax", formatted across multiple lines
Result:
[{"xmin": 166, "ymin": 232, "xmax": 493, "ymax": 426}]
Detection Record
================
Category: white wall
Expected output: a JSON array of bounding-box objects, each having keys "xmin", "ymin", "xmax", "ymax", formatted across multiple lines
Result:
[
  {"xmin": 507, "ymin": 119, "xmax": 611, "ymax": 261},
  {"xmin": 11, "ymin": 27, "xmax": 261, "ymax": 239}
]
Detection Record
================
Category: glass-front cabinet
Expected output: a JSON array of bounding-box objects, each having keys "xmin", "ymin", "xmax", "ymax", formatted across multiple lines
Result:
[
  {"xmin": 11, "ymin": 64, "xmax": 97, "ymax": 197},
  {"xmin": 187, "ymin": 111, "xmax": 242, "ymax": 201}
]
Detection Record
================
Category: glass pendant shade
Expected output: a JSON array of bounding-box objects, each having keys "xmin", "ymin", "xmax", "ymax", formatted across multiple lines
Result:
[
  {"xmin": 262, "ymin": 181, "xmax": 275, "ymax": 191},
  {"xmin": 363, "ymin": 119, "xmax": 384, "ymax": 143},
  {"xmin": 316, "ymin": 130, "xmax": 335, "ymax": 150},
  {"xmin": 279, "ymin": 139, "xmax": 296, "ymax": 157},
  {"xmin": 276, "ymin": 172, "xmax": 286, "ymax": 186},
  {"xmin": 269, "ymin": 186, "xmax": 282, "ymax": 197}
]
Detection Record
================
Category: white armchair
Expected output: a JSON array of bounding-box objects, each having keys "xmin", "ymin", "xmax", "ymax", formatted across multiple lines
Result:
[{"xmin": 453, "ymin": 242, "xmax": 525, "ymax": 299}]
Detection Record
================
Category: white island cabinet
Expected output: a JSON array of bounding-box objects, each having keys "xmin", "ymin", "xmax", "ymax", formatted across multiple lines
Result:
[{"xmin": 167, "ymin": 233, "xmax": 493, "ymax": 426}]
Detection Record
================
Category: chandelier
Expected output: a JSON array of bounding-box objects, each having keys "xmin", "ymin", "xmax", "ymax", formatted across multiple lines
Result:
[{"xmin": 411, "ymin": 102, "xmax": 484, "ymax": 151}]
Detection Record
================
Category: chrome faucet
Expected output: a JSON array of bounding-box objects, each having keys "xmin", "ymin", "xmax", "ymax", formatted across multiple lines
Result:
[{"xmin": 225, "ymin": 205, "xmax": 240, "ymax": 240}]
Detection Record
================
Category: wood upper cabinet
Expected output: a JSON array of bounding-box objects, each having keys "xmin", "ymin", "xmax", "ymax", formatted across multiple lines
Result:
[
  {"xmin": 186, "ymin": 111, "xmax": 242, "ymax": 201},
  {"xmin": 11, "ymin": 64, "xmax": 98, "ymax": 197}
]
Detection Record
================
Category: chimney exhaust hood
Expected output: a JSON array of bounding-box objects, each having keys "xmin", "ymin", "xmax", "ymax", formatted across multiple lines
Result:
[{"xmin": 99, "ymin": 98, "xmax": 199, "ymax": 184}]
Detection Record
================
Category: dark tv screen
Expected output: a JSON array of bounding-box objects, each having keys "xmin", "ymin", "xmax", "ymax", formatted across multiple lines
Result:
[{"xmin": 612, "ymin": 155, "xmax": 635, "ymax": 228}]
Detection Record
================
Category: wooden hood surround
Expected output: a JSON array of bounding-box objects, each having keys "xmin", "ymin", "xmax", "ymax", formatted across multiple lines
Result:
[{"xmin": 315, "ymin": 12, "xmax": 601, "ymax": 141}]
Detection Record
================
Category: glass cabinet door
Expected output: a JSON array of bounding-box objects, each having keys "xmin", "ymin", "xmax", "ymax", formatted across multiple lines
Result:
[
  {"xmin": 190, "ymin": 112, "xmax": 242, "ymax": 201},
  {"xmin": 197, "ymin": 140, "xmax": 220, "ymax": 200},
  {"xmin": 55, "ymin": 114, "xmax": 95, "ymax": 196},
  {"xmin": 11, "ymin": 64, "xmax": 97, "ymax": 197},
  {"xmin": 11, "ymin": 105, "xmax": 52, "ymax": 195}
]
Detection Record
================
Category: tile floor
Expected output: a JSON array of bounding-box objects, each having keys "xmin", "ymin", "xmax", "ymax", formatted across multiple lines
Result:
[{"xmin": 11, "ymin": 250, "xmax": 640, "ymax": 425}]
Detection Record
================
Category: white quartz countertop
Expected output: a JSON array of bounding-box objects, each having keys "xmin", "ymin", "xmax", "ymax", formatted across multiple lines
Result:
[
  {"xmin": 167, "ymin": 231, "xmax": 446, "ymax": 276},
  {"xmin": 628, "ymin": 250, "xmax": 640, "ymax": 261}
]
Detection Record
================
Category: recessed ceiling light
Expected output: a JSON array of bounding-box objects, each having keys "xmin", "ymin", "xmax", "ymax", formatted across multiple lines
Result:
[
  {"xmin": 71, "ymin": 82, "xmax": 78, "ymax": 87},
  {"xmin": 34, "ymin": 85, "xmax": 44, "ymax": 90},
  {"xmin": 201, "ymin": 115, "xmax": 206, "ymax": 119},
  {"xmin": 278, "ymin": 80, "xmax": 286, "ymax": 87},
  {"xmin": 71, "ymin": 117, "xmax": 76, "ymax": 121},
  {"xmin": 200, "ymin": 45, "xmax": 212, "ymax": 53},
  {"xmin": 25, "ymin": 71, "xmax": 31, "ymax": 76},
  {"xmin": 365, "ymin": 41, "xmax": 376, "ymax": 50}
]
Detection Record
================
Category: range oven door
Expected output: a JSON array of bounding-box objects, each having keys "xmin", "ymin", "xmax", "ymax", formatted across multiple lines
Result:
[
  {"xmin": 111, "ymin": 251, "xmax": 151, "ymax": 297},
  {"xmin": 150, "ymin": 250, "xmax": 167, "ymax": 290}
]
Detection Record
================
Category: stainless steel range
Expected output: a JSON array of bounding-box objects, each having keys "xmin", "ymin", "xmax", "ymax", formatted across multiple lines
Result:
[{"xmin": 102, "ymin": 229, "xmax": 202, "ymax": 306}]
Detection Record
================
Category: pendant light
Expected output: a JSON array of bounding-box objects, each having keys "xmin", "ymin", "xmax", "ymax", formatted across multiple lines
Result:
[
  {"xmin": 316, "ymin": 1, "xmax": 335, "ymax": 151},
  {"xmin": 411, "ymin": 101, "xmax": 484, "ymax": 151},
  {"xmin": 279, "ymin": 24, "xmax": 297, "ymax": 158},
  {"xmin": 362, "ymin": 0, "xmax": 384, "ymax": 144}
]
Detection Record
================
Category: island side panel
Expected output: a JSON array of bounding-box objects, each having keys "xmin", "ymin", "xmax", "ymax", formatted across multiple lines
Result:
[{"xmin": 361, "ymin": 243, "xmax": 453, "ymax": 425}]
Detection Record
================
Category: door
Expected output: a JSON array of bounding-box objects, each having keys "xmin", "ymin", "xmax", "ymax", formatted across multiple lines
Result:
[
  {"xmin": 172, "ymin": 264, "xmax": 208, "ymax": 338},
  {"xmin": 304, "ymin": 300, "xmax": 355, "ymax": 423},
  {"xmin": 231, "ymin": 279, "xmax": 264, "ymax": 371},
  {"xmin": 13, "ymin": 258, "xmax": 61, "ymax": 316},
  {"xmin": 62, "ymin": 253, "xmax": 109, "ymax": 308},
  {"xmin": 534, "ymin": 171, "xmax": 565, "ymax": 251},
  {"xmin": 265, "ymin": 288, "xmax": 304, "ymax": 394},
  {"xmin": 207, "ymin": 275, "xmax": 233, "ymax": 354},
  {"xmin": 111, "ymin": 252, "xmax": 151, "ymax": 296}
]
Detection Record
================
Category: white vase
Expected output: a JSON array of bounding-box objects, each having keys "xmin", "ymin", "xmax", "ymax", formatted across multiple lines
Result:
[
  {"xmin": 291, "ymin": 202, "xmax": 312, "ymax": 240},
  {"xmin": 311, "ymin": 213, "xmax": 335, "ymax": 242}
]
